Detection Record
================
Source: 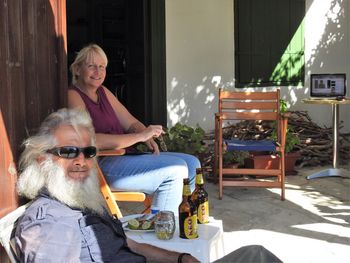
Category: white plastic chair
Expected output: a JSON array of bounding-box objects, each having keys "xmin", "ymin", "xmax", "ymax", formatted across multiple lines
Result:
[{"xmin": 0, "ymin": 203, "xmax": 29, "ymax": 263}]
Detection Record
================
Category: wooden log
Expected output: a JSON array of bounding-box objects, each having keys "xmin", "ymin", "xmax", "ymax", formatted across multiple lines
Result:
[{"xmin": 205, "ymin": 110, "xmax": 350, "ymax": 171}]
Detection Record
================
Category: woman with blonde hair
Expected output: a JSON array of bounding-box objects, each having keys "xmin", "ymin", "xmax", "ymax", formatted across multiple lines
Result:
[{"xmin": 68, "ymin": 44, "xmax": 200, "ymax": 213}]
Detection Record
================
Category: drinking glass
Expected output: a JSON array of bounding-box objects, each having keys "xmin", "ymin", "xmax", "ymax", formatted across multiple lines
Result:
[{"xmin": 154, "ymin": 211, "xmax": 175, "ymax": 240}]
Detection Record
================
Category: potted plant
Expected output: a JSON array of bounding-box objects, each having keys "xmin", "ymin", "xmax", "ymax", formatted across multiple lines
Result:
[
  {"xmin": 136, "ymin": 122, "xmax": 209, "ymax": 165},
  {"xmin": 276, "ymin": 99, "xmax": 301, "ymax": 174},
  {"xmin": 223, "ymin": 150, "xmax": 250, "ymax": 168},
  {"xmin": 244, "ymin": 100, "xmax": 301, "ymax": 175},
  {"xmin": 161, "ymin": 123, "xmax": 208, "ymax": 156}
]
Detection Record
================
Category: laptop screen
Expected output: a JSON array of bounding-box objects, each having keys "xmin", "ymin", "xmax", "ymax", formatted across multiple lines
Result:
[{"xmin": 310, "ymin": 73, "xmax": 346, "ymax": 98}]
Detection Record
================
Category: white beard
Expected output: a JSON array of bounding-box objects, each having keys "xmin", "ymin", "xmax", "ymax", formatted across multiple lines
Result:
[
  {"xmin": 44, "ymin": 159, "xmax": 107, "ymax": 215},
  {"xmin": 18, "ymin": 158, "xmax": 107, "ymax": 216}
]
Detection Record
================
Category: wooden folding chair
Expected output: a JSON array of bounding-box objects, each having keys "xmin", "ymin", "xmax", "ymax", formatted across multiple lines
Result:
[
  {"xmin": 214, "ymin": 89, "xmax": 288, "ymax": 200},
  {"xmin": 0, "ymin": 203, "xmax": 31, "ymax": 263},
  {"xmin": 97, "ymin": 149, "xmax": 152, "ymax": 218}
]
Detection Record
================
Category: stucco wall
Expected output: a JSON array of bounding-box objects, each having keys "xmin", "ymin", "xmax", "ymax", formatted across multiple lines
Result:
[{"xmin": 166, "ymin": 0, "xmax": 350, "ymax": 132}]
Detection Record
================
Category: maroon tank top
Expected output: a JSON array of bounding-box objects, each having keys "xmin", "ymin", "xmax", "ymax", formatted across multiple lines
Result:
[{"xmin": 70, "ymin": 86, "xmax": 124, "ymax": 135}]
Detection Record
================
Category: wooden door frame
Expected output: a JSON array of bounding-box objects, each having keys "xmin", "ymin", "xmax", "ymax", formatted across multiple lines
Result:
[
  {"xmin": 57, "ymin": 0, "xmax": 68, "ymax": 107},
  {"xmin": 65, "ymin": 0, "xmax": 166, "ymax": 126},
  {"xmin": 145, "ymin": 0, "xmax": 167, "ymax": 126}
]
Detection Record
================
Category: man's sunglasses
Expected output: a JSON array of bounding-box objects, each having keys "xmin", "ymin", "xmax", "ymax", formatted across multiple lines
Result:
[{"xmin": 46, "ymin": 146, "xmax": 97, "ymax": 159}]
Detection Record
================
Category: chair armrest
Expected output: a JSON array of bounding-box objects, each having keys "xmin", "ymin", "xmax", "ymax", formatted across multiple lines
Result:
[
  {"xmin": 113, "ymin": 192, "xmax": 146, "ymax": 202},
  {"xmin": 98, "ymin": 149, "xmax": 126, "ymax": 157},
  {"xmin": 278, "ymin": 112, "xmax": 290, "ymax": 149},
  {"xmin": 280, "ymin": 112, "xmax": 291, "ymax": 119},
  {"xmin": 280, "ymin": 112, "xmax": 290, "ymax": 131}
]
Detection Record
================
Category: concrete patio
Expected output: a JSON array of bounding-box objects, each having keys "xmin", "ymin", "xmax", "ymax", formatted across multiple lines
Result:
[{"xmin": 120, "ymin": 164, "xmax": 350, "ymax": 263}]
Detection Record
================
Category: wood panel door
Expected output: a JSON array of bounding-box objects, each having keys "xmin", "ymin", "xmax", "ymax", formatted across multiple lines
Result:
[
  {"xmin": 0, "ymin": 111, "xmax": 17, "ymax": 263},
  {"xmin": 67, "ymin": 0, "xmax": 166, "ymax": 126},
  {"xmin": 0, "ymin": 112, "xmax": 17, "ymax": 218},
  {"xmin": 0, "ymin": 0, "xmax": 67, "ymax": 260}
]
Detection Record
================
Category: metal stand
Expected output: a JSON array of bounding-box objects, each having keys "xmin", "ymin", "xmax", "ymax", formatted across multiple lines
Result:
[
  {"xmin": 307, "ymin": 104, "xmax": 350, "ymax": 179},
  {"xmin": 307, "ymin": 168, "xmax": 350, "ymax": 179}
]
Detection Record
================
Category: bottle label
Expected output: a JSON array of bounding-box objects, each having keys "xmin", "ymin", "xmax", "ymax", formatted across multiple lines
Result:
[
  {"xmin": 198, "ymin": 201, "xmax": 209, "ymax": 224},
  {"xmin": 151, "ymin": 206, "xmax": 160, "ymax": 215},
  {"xmin": 184, "ymin": 215, "xmax": 198, "ymax": 239},
  {"xmin": 195, "ymin": 173, "xmax": 204, "ymax": 185},
  {"xmin": 183, "ymin": 185, "xmax": 191, "ymax": 196}
]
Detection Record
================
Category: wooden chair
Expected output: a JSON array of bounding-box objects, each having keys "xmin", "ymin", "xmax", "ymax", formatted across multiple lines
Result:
[
  {"xmin": 214, "ymin": 89, "xmax": 288, "ymax": 200},
  {"xmin": 0, "ymin": 203, "xmax": 29, "ymax": 263},
  {"xmin": 97, "ymin": 149, "xmax": 152, "ymax": 218}
]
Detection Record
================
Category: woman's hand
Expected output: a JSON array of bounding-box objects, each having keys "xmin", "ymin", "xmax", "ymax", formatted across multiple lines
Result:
[
  {"xmin": 145, "ymin": 139, "xmax": 160, "ymax": 154},
  {"xmin": 141, "ymin": 125, "xmax": 164, "ymax": 141},
  {"xmin": 141, "ymin": 125, "xmax": 163, "ymax": 154}
]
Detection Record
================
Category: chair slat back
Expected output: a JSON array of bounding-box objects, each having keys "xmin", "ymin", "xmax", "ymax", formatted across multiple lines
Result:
[
  {"xmin": 220, "ymin": 90, "xmax": 278, "ymax": 100},
  {"xmin": 221, "ymin": 101, "xmax": 278, "ymax": 110},
  {"xmin": 221, "ymin": 112, "xmax": 278, "ymax": 121},
  {"xmin": 219, "ymin": 89, "xmax": 280, "ymax": 122}
]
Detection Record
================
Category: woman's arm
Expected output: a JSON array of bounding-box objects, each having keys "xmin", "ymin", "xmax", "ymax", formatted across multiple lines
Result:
[
  {"xmin": 103, "ymin": 87, "xmax": 163, "ymax": 153},
  {"xmin": 126, "ymin": 238, "xmax": 200, "ymax": 263},
  {"xmin": 68, "ymin": 88, "xmax": 163, "ymax": 150},
  {"xmin": 67, "ymin": 89, "xmax": 87, "ymax": 109},
  {"xmin": 95, "ymin": 125, "xmax": 163, "ymax": 150},
  {"xmin": 103, "ymin": 87, "xmax": 142, "ymax": 131}
]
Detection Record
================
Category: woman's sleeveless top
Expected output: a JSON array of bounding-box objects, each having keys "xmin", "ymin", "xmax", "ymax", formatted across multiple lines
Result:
[{"xmin": 71, "ymin": 86, "xmax": 124, "ymax": 135}]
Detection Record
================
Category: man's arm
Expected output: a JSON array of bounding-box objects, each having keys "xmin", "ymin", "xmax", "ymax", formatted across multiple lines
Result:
[
  {"xmin": 15, "ymin": 212, "xmax": 81, "ymax": 262},
  {"xmin": 126, "ymin": 238, "xmax": 200, "ymax": 263}
]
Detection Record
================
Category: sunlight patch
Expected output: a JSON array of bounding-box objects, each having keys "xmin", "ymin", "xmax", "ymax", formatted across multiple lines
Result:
[
  {"xmin": 196, "ymin": 85, "xmax": 204, "ymax": 93},
  {"xmin": 292, "ymin": 223, "xmax": 350, "ymax": 238},
  {"xmin": 211, "ymin": 76, "xmax": 221, "ymax": 87}
]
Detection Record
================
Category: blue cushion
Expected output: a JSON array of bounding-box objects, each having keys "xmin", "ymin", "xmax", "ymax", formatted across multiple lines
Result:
[{"xmin": 225, "ymin": 139, "xmax": 277, "ymax": 152}]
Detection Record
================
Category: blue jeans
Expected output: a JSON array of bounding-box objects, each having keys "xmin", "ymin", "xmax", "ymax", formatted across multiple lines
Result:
[{"xmin": 98, "ymin": 152, "xmax": 200, "ymax": 214}]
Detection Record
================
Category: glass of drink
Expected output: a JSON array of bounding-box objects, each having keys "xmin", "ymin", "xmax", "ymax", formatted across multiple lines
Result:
[
  {"xmin": 151, "ymin": 205, "xmax": 160, "ymax": 215},
  {"xmin": 154, "ymin": 211, "xmax": 175, "ymax": 240}
]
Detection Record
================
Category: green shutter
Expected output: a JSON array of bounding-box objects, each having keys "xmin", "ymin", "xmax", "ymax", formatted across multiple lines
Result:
[{"xmin": 235, "ymin": 0, "xmax": 305, "ymax": 87}]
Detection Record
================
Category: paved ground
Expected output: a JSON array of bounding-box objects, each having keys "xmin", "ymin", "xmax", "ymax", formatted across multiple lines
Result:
[{"xmin": 119, "ymin": 164, "xmax": 350, "ymax": 263}]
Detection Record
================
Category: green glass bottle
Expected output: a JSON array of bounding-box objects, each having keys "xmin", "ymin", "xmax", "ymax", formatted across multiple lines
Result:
[
  {"xmin": 178, "ymin": 178, "xmax": 198, "ymax": 239},
  {"xmin": 191, "ymin": 168, "xmax": 209, "ymax": 224}
]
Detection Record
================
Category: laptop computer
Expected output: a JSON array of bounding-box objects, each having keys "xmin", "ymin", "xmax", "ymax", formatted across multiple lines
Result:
[{"xmin": 310, "ymin": 73, "xmax": 346, "ymax": 99}]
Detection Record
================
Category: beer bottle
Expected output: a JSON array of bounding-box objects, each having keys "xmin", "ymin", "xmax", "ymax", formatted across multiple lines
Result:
[
  {"xmin": 191, "ymin": 168, "xmax": 209, "ymax": 224},
  {"xmin": 178, "ymin": 178, "xmax": 198, "ymax": 239}
]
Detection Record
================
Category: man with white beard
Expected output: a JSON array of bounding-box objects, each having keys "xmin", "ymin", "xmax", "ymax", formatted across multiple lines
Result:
[
  {"xmin": 14, "ymin": 108, "xmax": 282, "ymax": 263},
  {"xmin": 14, "ymin": 108, "xmax": 199, "ymax": 263}
]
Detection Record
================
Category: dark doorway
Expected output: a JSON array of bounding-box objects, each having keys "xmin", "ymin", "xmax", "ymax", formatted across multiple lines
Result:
[{"xmin": 66, "ymin": 0, "xmax": 166, "ymax": 125}]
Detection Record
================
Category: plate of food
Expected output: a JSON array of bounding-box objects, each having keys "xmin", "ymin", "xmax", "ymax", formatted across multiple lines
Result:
[{"xmin": 120, "ymin": 214, "xmax": 156, "ymax": 232}]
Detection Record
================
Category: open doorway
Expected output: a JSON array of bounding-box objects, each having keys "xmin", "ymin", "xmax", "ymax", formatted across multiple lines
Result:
[{"xmin": 66, "ymin": 0, "xmax": 166, "ymax": 125}]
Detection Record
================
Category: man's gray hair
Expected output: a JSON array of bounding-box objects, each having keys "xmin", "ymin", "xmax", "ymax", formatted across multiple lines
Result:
[{"xmin": 17, "ymin": 108, "xmax": 96, "ymax": 199}]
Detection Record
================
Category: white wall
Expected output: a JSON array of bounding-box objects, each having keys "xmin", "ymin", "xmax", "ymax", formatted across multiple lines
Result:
[
  {"xmin": 166, "ymin": 0, "xmax": 350, "ymax": 132},
  {"xmin": 166, "ymin": 0, "xmax": 234, "ymax": 130},
  {"xmin": 299, "ymin": 0, "xmax": 350, "ymax": 130}
]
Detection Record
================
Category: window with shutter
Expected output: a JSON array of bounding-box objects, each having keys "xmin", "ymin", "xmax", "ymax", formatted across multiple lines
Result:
[{"xmin": 234, "ymin": 0, "xmax": 305, "ymax": 87}]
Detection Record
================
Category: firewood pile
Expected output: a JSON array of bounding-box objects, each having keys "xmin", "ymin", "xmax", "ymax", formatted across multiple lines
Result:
[
  {"xmin": 201, "ymin": 111, "xmax": 350, "ymax": 171},
  {"xmin": 287, "ymin": 111, "xmax": 350, "ymax": 167}
]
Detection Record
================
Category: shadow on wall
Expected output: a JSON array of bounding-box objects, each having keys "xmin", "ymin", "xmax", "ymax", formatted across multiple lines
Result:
[
  {"xmin": 167, "ymin": 75, "xmax": 227, "ymax": 129},
  {"xmin": 166, "ymin": 0, "xmax": 348, "ymax": 131},
  {"xmin": 284, "ymin": 0, "xmax": 347, "ymax": 107}
]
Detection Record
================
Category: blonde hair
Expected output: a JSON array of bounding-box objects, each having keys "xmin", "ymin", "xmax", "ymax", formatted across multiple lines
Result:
[{"xmin": 70, "ymin": 43, "xmax": 108, "ymax": 85}]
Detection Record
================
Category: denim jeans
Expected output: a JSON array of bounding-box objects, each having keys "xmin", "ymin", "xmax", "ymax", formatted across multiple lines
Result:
[{"xmin": 98, "ymin": 152, "xmax": 200, "ymax": 214}]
